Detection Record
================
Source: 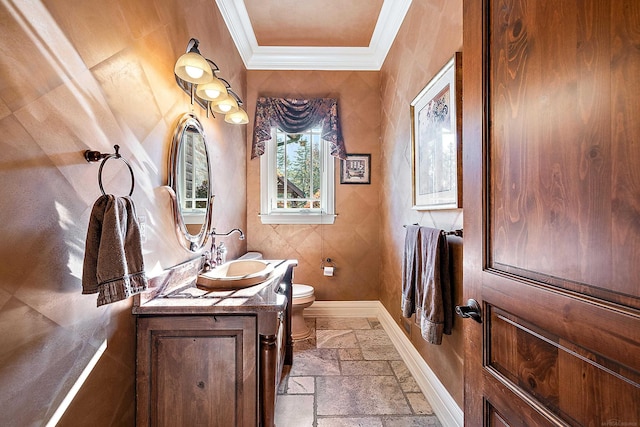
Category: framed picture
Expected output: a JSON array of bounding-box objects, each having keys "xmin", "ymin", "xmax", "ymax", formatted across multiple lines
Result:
[
  {"xmin": 410, "ymin": 52, "xmax": 462, "ymax": 210},
  {"xmin": 340, "ymin": 154, "xmax": 371, "ymax": 184}
]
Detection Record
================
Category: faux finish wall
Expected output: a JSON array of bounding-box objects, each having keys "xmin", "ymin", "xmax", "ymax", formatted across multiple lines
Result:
[
  {"xmin": 245, "ymin": 71, "xmax": 382, "ymax": 301},
  {"xmin": 0, "ymin": 0, "xmax": 246, "ymax": 425},
  {"xmin": 379, "ymin": 0, "xmax": 465, "ymax": 406}
]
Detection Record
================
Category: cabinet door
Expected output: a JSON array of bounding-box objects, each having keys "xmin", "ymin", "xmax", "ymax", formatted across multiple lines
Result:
[{"xmin": 137, "ymin": 316, "xmax": 257, "ymax": 427}]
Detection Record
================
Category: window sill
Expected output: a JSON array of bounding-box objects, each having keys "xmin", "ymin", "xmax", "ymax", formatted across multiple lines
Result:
[
  {"xmin": 182, "ymin": 212, "xmax": 206, "ymax": 225},
  {"xmin": 259, "ymin": 212, "xmax": 336, "ymax": 225}
]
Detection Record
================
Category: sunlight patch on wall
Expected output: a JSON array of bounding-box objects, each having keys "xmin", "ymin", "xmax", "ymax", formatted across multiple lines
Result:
[
  {"xmin": 3, "ymin": 0, "xmax": 132, "ymax": 157},
  {"xmin": 2, "ymin": 0, "xmax": 86, "ymax": 100},
  {"xmin": 45, "ymin": 339, "xmax": 107, "ymax": 427},
  {"xmin": 56, "ymin": 200, "xmax": 86, "ymax": 281}
]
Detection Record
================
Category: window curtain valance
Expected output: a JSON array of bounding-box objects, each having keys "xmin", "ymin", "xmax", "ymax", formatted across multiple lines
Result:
[{"xmin": 251, "ymin": 97, "xmax": 347, "ymax": 160}]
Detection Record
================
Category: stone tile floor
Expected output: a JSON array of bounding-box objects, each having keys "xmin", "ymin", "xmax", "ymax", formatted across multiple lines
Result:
[{"xmin": 275, "ymin": 317, "xmax": 443, "ymax": 427}]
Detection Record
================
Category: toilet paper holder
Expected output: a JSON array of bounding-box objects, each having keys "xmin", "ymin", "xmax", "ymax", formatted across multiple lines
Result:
[{"xmin": 320, "ymin": 258, "xmax": 337, "ymax": 276}]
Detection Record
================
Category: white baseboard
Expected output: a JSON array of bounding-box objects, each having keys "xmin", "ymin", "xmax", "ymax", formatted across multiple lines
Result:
[
  {"xmin": 304, "ymin": 300, "xmax": 381, "ymax": 317},
  {"xmin": 304, "ymin": 300, "xmax": 464, "ymax": 427}
]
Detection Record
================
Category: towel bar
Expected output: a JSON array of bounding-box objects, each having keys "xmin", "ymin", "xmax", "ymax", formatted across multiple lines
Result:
[{"xmin": 403, "ymin": 224, "xmax": 463, "ymax": 238}]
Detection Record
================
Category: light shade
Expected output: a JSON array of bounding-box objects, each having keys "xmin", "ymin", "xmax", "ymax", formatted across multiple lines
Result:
[
  {"xmin": 195, "ymin": 77, "xmax": 228, "ymax": 101},
  {"xmin": 210, "ymin": 93, "xmax": 239, "ymax": 114},
  {"xmin": 174, "ymin": 52, "xmax": 214, "ymax": 84},
  {"xmin": 224, "ymin": 108, "xmax": 249, "ymax": 124}
]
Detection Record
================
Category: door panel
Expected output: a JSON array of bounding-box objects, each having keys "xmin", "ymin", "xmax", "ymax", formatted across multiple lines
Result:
[
  {"xmin": 488, "ymin": 407, "xmax": 511, "ymax": 427},
  {"xmin": 463, "ymin": 0, "xmax": 640, "ymax": 425},
  {"xmin": 154, "ymin": 332, "xmax": 238, "ymax": 426},
  {"xmin": 487, "ymin": 305, "xmax": 640, "ymax": 425},
  {"xmin": 488, "ymin": 0, "xmax": 639, "ymax": 305},
  {"xmin": 483, "ymin": 274, "xmax": 640, "ymax": 373}
]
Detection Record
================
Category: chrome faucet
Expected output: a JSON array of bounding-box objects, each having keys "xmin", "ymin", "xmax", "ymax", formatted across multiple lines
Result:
[
  {"xmin": 211, "ymin": 228, "xmax": 245, "ymax": 240},
  {"xmin": 203, "ymin": 228, "xmax": 245, "ymax": 271}
]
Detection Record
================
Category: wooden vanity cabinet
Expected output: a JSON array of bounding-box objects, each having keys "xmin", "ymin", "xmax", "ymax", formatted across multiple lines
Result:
[
  {"xmin": 134, "ymin": 260, "xmax": 295, "ymax": 427},
  {"xmin": 137, "ymin": 315, "xmax": 258, "ymax": 426}
]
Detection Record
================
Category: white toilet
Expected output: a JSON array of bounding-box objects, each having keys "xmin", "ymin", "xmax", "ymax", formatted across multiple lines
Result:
[
  {"xmin": 291, "ymin": 284, "xmax": 315, "ymax": 340},
  {"xmin": 238, "ymin": 253, "xmax": 315, "ymax": 340}
]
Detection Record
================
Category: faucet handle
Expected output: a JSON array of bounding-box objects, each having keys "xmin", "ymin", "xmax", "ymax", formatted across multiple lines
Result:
[
  {"xmin": 215, "ymin": 242, "xmax": 227, "ymax": 265},
  {"xmin": 202, "ymin": 250, "xmax": 213, "ymax": 272}
]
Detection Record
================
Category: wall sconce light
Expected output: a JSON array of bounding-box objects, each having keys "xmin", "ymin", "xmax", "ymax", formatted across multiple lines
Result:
[
  {"xmin": 174, "ymin": 38, "xmax": 248, "ymax": 125},
  {"xmin": 218, "ymin": 87, "xmax": 250, "ymax": 124},
  {"xmin": 174, "ymin": 40, "xmax": 214, "ymax": 84}
]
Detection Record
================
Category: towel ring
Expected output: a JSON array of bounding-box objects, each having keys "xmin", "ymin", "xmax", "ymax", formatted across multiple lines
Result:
[{"xmin": 85, "ymin": 145, "xmax": 135, "ymax": 196}]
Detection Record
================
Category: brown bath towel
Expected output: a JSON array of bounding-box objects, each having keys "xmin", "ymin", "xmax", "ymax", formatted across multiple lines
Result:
[
  {"xmin": 417, "ymin": 227, "xmax": 452, "ymax": 345},
  {"xmin": 82, "ymin": 195, "xmax": 148, "ymax": 306},
  {"xmin": 401, "ymin": 225, "xmax": 421, "ymax": 318}
]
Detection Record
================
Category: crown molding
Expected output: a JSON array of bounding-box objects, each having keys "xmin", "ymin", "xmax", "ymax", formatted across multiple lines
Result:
[{"xmin": 215, "ymin": 0, "xmax": 412, "ymax": 71}]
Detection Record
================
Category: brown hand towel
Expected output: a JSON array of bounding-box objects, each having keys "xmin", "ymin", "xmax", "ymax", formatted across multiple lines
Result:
[
  {"xmin": 417, "ymin": 227, "xmax": 452, "ymax": 345},
  {"xmin": 82, "ymin": 195, "xmax": 148, "ymax": 306},
  {"xmin": 401, "ymin": 225, "xmax": 421, "ymax": 318}
]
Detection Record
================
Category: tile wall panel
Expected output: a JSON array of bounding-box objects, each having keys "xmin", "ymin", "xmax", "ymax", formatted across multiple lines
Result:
[{"xmin": 0, "ymin": 0, "xmax": 247, "ymax": 425}]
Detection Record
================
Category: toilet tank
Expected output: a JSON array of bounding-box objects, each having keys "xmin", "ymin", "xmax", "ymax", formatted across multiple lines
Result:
[{"xmin": 238, "ymin": 252, "xmax": 263, "ymax": 260}]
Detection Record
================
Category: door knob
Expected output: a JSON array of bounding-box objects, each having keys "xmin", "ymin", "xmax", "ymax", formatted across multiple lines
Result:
[{"xmin": 455, "ymin": 299, "xmax": 482, "ymax": 323}]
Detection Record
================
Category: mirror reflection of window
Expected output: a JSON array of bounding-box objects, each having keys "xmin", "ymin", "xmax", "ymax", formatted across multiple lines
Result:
[
  {"xmin": 179, "ymin": 127, "xmax": 209, "ymax": 213},
  {"xmin": 168, "ymin": 113, "xmax": 213, "ymax": 251}
]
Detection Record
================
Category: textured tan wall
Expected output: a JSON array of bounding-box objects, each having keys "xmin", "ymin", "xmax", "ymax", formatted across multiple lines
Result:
[
  {"xmin": 245, "ymin": 71, "xmax": 382, "ymax": 301},
  {"xmin": 379, "ymin": 0, "xmax": 465, "ymax": 407},
  {"xmin": 0, "ymin": 0, "xmax": 246, "ymax": 425}
]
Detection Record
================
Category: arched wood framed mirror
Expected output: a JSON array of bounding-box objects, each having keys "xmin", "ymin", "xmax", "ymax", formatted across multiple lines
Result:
[{"xmin": 167, "ymin": 113, "xmax": 214, "ymax": 252}]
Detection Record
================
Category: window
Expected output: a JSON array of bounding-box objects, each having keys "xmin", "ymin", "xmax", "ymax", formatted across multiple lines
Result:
[
  {"xmin": 252, "ymin": 97, "xmax": 346, "ymax": 224},
  {"xmin": 260, "ymin": 127, "xmax": 335, "ymax": 224}
]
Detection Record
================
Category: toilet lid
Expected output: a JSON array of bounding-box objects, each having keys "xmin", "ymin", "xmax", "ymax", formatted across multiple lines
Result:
[{"xmin": 292, "ymin": 284, "xmax": 314, "ymax": 298}]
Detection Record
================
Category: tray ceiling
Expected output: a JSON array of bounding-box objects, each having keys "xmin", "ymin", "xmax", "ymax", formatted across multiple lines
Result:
[{"xmin": 215, "ymin": 0, "xmax": 413, "ymax": 70}]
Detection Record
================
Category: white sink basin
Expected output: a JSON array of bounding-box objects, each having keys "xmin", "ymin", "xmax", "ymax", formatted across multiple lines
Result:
[{"xmin": 196, "ymin": 260, "xmax": 274, "ymax": 289}]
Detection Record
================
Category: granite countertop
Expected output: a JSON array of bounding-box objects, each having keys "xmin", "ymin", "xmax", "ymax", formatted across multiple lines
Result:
[{"xmin": 132, "ymin": 259, "xmax": 296, "ymax": 316}]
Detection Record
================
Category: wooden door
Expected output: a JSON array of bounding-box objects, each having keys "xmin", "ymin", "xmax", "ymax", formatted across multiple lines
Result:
[{"xmin": 462, "ymin": 1, "xmax": 640, "ymax": 425}]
